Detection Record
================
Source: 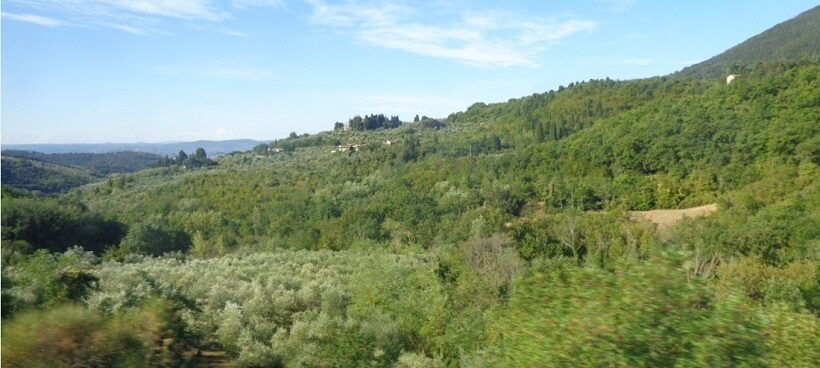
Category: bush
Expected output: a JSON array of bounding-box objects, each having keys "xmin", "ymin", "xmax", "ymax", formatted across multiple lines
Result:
[
  {"xmin": 1, "ymin": 299, "xmax": 189, "ymax": 368},
  {"xmin": 112, "ymin": 217, "xmax": 191, "ymax": 257},
  {"xmin": 1, "ymin": 305, "xmax": 144, "ymax": 368},
  {"xmin": 479, "ymin": 255, "xmax": 773, "ymax": 367}
]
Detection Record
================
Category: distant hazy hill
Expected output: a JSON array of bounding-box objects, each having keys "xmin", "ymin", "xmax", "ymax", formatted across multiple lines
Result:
[
  {"xmin": 677, "ymin": 5, "xmax": 820, "ymax": 79},
  {"xmin": 2, "ymin": 150, "xmax": 161, "ymax": 175},
  {"xmin": 3, "ymin": 139, "xmax": 263, "ymax": 157},
  {"xmin": 1, "ymin": 156, "xmax": 99, "ymax": 193}
]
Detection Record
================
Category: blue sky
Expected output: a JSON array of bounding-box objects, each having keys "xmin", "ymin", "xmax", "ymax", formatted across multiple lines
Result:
[{"xmin": 1, "ymin": 0, "xmax": 816, "ymax": 144}]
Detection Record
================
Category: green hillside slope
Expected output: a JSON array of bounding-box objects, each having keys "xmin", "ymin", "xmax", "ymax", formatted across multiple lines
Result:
[
  {"xmin": 49, "ymin": 61, "xmax": 814, "ymax": 255},
  {"xmin": 2, "ymin": 150, "xmax": 163, "ymax": 175},
  {"xmin": 1, "ymin": 156, "xmax": 100, "ymax": 193},
  {"xmin": 677, "ymin": 5, "xmax": 820, "ymax": 78}
]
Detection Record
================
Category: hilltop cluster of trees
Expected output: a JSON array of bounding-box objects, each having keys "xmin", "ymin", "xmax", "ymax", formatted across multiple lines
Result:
[
  {"xmin": 155, "ymin": 148, "xmax": 216, "ymax": 169},
  {"xmin": 343, "ymin": 114, "xmax": 402, "ymax": 131},
  {"xmin": 417, "ymin": 115, "xmax": 446, "ymax": 129}
]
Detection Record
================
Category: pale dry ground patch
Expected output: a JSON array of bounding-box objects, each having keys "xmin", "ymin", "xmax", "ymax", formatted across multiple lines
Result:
[{"xmin": 629, "ymin": 203, "xmax": 719, "ymax": 229}]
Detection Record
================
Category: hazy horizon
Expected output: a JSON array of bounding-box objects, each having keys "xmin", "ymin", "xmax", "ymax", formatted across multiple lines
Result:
[{"xmin": 3, "ymin": 138, "xmax": 263, "ymax": 146}]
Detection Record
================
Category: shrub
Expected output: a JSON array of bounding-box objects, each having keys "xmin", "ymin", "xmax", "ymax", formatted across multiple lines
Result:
[
  {"xmin": 479, "ymin": 255, "xmax": 770, "ymax": 367},
  {"xmin": 1, "ymin": 305, "xmax": 144, "ymax": 368},
  {"xmin": 1, "ymin": 300, "xmax": 189, "ymax": 368}
]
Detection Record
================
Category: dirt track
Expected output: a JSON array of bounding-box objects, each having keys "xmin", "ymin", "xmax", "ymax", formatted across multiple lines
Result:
[{"xmin": 629, "ymin": 203, "xmax": 718, "ymax": 229}]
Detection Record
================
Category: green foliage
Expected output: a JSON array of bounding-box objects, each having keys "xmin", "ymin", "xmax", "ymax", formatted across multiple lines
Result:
[
  {"xmin": 84, "ymin": 250, "xmax": 473, "ymax": 367},
  {"xmin": 157, "ymin": 148, "xmax": 216, "ymax": 169},
  {"xmin": 50, "ymin": 63, "xmax": 812, "ymax": 260},
  {"xmin": 2, "ymin": 248, "xmax": 99, "ymax": 316},
  {"xmin": 3, "ymin": 150, "xmax": 163, "ymax": 175},
  {"xmin": 1, "ymin": 150, "xmax": 166, "ymax": 193},
  {"xmin": 1, "ymin": 300, "xmax": 189, "ymax": 368},
  {"xmin": 479, "ymin": 255, "xmax": 818, "ymax": 367},
  {"xmin": 347, "ymin": 114, "xmax": 402, "ymax": 131},
  {"xmin": 111, "ymin": 216, "xmax": 191, "ymax": 258},
  {"xmin": 1, "ymin": 193, "xmax": 126, "ymax": 255},
  {"xmin": 1, "ymin": 155, "xmax": 99, "ymax": 193},
  {"xmin": 1, "ymin": 305, "xmax": 143, "ymax": 368}
]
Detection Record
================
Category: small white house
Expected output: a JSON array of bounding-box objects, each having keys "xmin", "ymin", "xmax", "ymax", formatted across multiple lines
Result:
[{"xmin": 726, "ymin": 74, "xmax": 737, "ymax": 85}]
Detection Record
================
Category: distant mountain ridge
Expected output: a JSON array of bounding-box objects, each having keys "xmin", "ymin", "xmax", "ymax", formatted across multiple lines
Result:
[
  {"xmin": 676, "ymin": 5, "xmax": 820, "ymax": 78},
  {"xmin": 3, "ymin": 139, "xmax": 264, "ymax": 156}
]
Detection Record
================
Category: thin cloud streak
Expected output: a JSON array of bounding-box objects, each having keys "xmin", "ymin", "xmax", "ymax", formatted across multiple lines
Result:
[
  {"xmin": 4, "ymin": 0, "xmax": 283, "ymax": 34},
  {"xmin": 305, "ymin": 1, "xmax": 597, "ymax": 68},
  {"xmin": 2, "ymin": 12, "xmax": 61, "ymax": 26}
]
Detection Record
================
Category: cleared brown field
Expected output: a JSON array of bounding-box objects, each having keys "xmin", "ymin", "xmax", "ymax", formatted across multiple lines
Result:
[{"xmin": 629, "ymin": 203, "xmax": 718, "ymax": 229}]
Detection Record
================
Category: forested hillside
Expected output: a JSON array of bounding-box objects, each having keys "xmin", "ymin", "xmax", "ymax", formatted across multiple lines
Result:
[
  {"xmin": 0, "ymin": 149, "xmax": 209, "ymax": 193},
  {"xmin": 40, "ymin": 61, "xmax": 812, "ymax": 254},
  {"xmin": 2, "ymin": 11, "xmax": 819, "ymax": 368},
  {"xmin": 2, "ymin": 150, "xmax": 162, "ymax": 175},
  {"xmin": 0, "ymin": 155, "xmax": 100, "ymax": 193},
  {"xmin": 677, "ymin": 5, "xmax": 820, "ymax": 78}
]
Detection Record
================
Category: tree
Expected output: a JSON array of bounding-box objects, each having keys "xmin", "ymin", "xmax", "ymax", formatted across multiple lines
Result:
[
  {"xmin": 176, "ymin": 150, "xmax": 188, "ymax": 165},
  {"xmin": 349, "ymin": 115, "xmax": 364, "ymax": 131},
  {"xmin": 289, "ymin": 132, "xmax": 298, "ymax": 139},
  {"xmin": 194, "ymin": 148, "xmax": 207, "ymax": 162},
  {"xmin": 388, "ymin": 115, "xmax": 402, "ymax": 129},
  {"xmin": 334, "ymin": 122, "xmax": 344, "ymax": 130},
  {"xmin": 113, "ymin": 217, "xmax": 191, "ymax": 257},
  {"xmin": 252, "ymin": 144, "xmax": 269, "ymax": 154},
  {"xmin": 401, "ymin": 135, "xmax": 420, "ymax": 163},
  {"xmin": 414, "ymin": 114, "xmax": 420, "ymax": 123}
]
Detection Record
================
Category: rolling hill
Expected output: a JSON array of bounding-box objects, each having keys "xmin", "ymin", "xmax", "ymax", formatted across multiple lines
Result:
[
  {"xmin": 1, "ymin": 151, "xmax": 166, "ymax": 193},
  {"xmin": 677, "ymin": 5, "xmax": 820, "ymax": 78},
  {"xmin": 2, "ymin": 150, "xmax": 162, "ymax": 175},
  {"xmin": 0, "ymin": 155, "xmax": 100, "ymax": 193}
]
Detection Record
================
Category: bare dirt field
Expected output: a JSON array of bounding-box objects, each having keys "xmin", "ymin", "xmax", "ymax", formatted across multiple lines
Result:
[{"xmin": 629, "ymin": 203, "xmax": 718, "ymax": 229}]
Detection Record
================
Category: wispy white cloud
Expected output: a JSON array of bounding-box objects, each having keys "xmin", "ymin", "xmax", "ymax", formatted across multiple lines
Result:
[
  {"xmin": 305, "ymin": 1, "xmax": 596, "ymax": 68},
  {"xmin": 232, "ymin": 0, "xmax": 285, "ymax": 10},
  {"xmin": 4, "ymin": 0, "xmax": 282, "ymax": 34},
  {"xmin": 99, "ymin": 21, "xmax": 151, "ymax": 35},
  {"xmin": 214, "ymin": 127, "xmax": 236, "ymax": 139},
  {"xmin": 218, "ymin": 28, "xmax": 248, "ymax": 37},
  {"xmin": 2, "ymin": 12, "xmax": 61, "ymax": 26}
]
